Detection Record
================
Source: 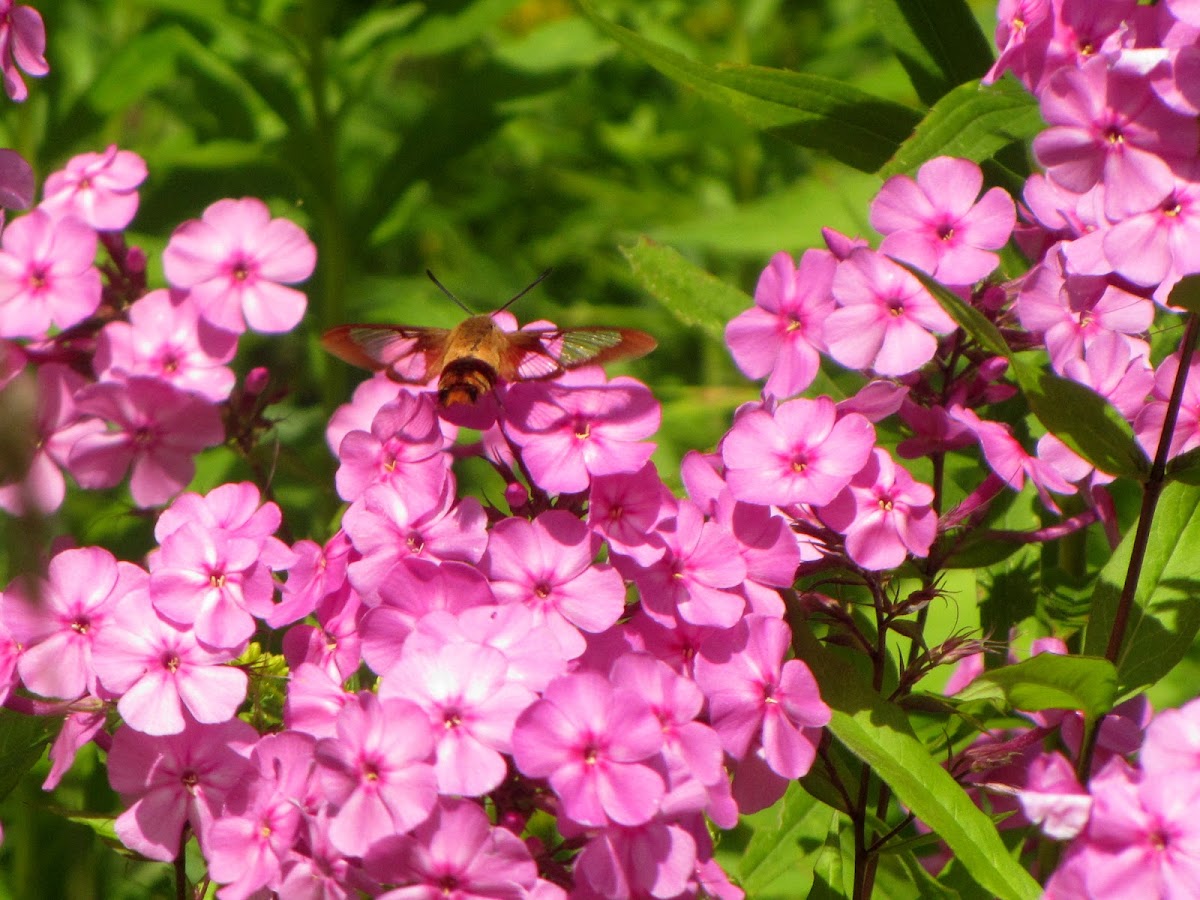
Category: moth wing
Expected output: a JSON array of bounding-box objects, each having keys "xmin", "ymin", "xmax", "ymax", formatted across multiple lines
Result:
[
  {"xmin": 321, "ymin": 325, "xmax": 450, "ymax": 383},
  {"xmin": 501, "ymin": 327, "xmax": 657, "ymax": 381}
]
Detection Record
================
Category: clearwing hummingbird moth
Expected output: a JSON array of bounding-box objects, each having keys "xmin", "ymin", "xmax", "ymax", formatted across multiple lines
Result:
[{"xmin": 321, "ymin": 269, "xmax": 657, "ymax": 406}]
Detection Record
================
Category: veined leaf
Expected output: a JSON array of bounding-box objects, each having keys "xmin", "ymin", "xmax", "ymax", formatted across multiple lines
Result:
[
  {"xmin": 974, "ymin": 654, "xmax": 1117, "ymax": 719},
  {"xmin": 869, "ymin": 0, "xmax": 994, "ymax": 105}
]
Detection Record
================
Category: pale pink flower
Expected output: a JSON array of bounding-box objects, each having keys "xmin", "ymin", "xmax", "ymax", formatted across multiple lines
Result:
[
  {"xmin": 0, "ymin": 0, "xmax": 47, "ymax": 102},
  {"xmin": 41, "ymin": 145, "xmax": 148, "ymax": 231},
  {"xmin": 0, "ymin": 209, "xmax": 100, "ymax": 338},
  {"xmin": 334, "ymin": 391, "xmax": 448, "ymax": 501},
  {"xmin": 162, "ymin": 197, "xmax": 316, "ymax": 334},
  {"xmin": 825, "ymin": 248, "xmax": 956, "ymax": 376},
  {"xmin": 725, "ymin": 249, "xmax": 835, "ymax": 399},
  {"xmin": 1135, "ymin": 351, "xmax": 1200, "ymax": 459},
  {"xmin": 871, "ymin": 156, "xmax": 1016, "ymax": 285}
]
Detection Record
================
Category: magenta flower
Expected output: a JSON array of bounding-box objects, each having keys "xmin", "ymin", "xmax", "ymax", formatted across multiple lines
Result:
[
  {"xmin": 40, "ymin": 145, "xmax": 148, "ymax": 231},
  {"xmin": 334, "ymin": 391, "xmax": 448, "ymax": 501},
  {"xmin": 1101, "ymin": 161, "xmax": 1200, "ymax": 290},
  {"xmin": 725, "ymin": 249, "xmax": 835, "ymax": 399},
  {"xmin": 503, "ymin": 371, "xmax": 660, "ymax": 495},
  {"xmin": 0, "ymin": 209, "xmax": 100, "ymax": 339},
  {"xmin": 380, "ymin": 642, "xmax": 535, "ymax": 796},
  {"xmin": 819, "ymin": 448, "xmax": 937, "ymax": 571},
  {"xmin": 108, "ymin": 716, "xmax": 257, "ymax": 862},
  {"xmin": 1136, "ymin": 351, "xmax": 1200, "ymax": 460},
  {"xmin": 0, "ymin": 363, "xmax": 105, "ymax": 515},
  {"xmin": 1033, "ymin": 56, "xmax": 1198, "ymax": 220},
  {"xmin": 482, "ymin": 509, "xmax": 627, "ymax": 658},
  {"xmin": 587, "ymin": 463, "xmax": 672, "ymax": 565},
  {"xmin": 93, "ymin": 589, "xmax": 248, "ymax": 735},
  {"xmin": 1060, "ymin": 331, "xmax": 1154, "ymax": 422},
  {"xmin": 364, "ymin": 798, "xmax": 538, "ymax": 899},
  {"xmin": 0, "ymin": 0, "xmax": 47, "ymax": 102},
  {"xmin": 314, "ymin": 692, "xmax": 439, "ymax": 857},
  {"xmin": 1046, "ymin": 758, "xmax": 1200, "ymax": 899},
  {"xmin": 984, "ymin": 0, "xmax": 1053, "ymax": 88},
  {"xmin": 871, "ymin": 156, "xmax": 1016, "ymax": 285},
  {"xmin": 694, "ymin": 615, "xmax": 831, "ymax": 779},
  {"xmin": 824, "ymin": 248, "xmax": 956, "ymax": 376},
  {"xmin": 575, "ymin": 821, "xmax": 698, "ymax": 900},
  {"xmin": 950, "ymin": 405, "xmax": 1076, "ymax": 506},
  {"xmin": 3, "ymin": 546, "xmax": 145, "ymax": 699},
  {"xmin": 68, "ymin": 376, "xmax": 224, "ymax": 507},
  {"xmin": 149, "ymin": 521, "xmax": 279, "ymax": 650},
  {"xmin": 162, "ymin": 197, "xmax": 316, "ymax": 334},
  {"xmin": 513, "ymin": 670, "xmax": 666, "ymax": 827},
  {"xmin": 722, "ymin": 396, "xmax": 875, "ymax": 507},
  {"xmin": 94, "ymin": 289, "xmax": 238, "ymax": 402}
]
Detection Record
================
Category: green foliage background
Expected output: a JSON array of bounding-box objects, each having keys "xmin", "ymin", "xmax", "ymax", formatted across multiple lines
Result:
[{"xmin": 0, "ymin": 0, "xmax": 1111, "ymax": 897}]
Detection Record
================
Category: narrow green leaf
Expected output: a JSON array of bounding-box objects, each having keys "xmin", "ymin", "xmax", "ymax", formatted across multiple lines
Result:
[
  {"xmin": 976, "ymin": 654, "xmax": 1117, "ymax": 719},
  {"xmin": 809, "ymin": 816, "xmax": 854, "ymax": 899},
  {"xmin": 896, "ymin": 261, "xmax": 1010, "ymax": 358},
  {"xmin": 1084, "ymin": 481, "xmax": 1200, "ymax": 693},
  {"xmin": 869, "ymin": 0, "xmax": 993, "ymax": 105},
  {"xmin": 792, "ymin": 623, "xmax": 1042, "ymax": 900},
  {"xmin": 395, "ymin": 0, "xmax": 524, "ymax": 57},
  {"xmin": 576, "ymin": 0, "xmax": 921, "ymax": 173},
  {"xmin": 337, "ymin": 4, "xmax": 424, "ymax": 59},
  {"xmin": 1008, "ymin": 355, "xmax": 1148, "ymax": 480},
  {"xmin": 621, "ymin": 237, "xmax": 751, "ymax": 340},
  {"xmin": 0, "ymin": 709, "xmax": 57, "ymax": 800},
  {"xmin": 880, "ymin": 79, "xmax": 1042, "ymax": 178}
]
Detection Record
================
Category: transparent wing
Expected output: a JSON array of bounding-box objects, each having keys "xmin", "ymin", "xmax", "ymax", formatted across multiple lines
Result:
[
  {"xmin": 502, "ymin": 328, "xmax": 657, "ymax": 381},
  {"xmin": 321, "ymin": 325, "xmax": 450, "ymax": 382}
]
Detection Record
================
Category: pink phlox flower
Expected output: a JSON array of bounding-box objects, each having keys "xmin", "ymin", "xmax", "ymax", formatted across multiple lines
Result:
[
  {"xmin": 325, "ymin": 372, "xmax": 406, "ymax": 455},
  {"xmin": 819, "ymin": 447, "xmax": 937, "ymax": 571},
  {"xmin": 5, "ymin": 547, "xmax": 146, "ymax": 701},
  {"xmin": 404, "ymin": 605, "xmax": 571, "ymax": 695},
  {"xmin": 334, "ymin": 390, "xmax": 448, "ymax": 502},
  {"xmin": 985, "ymin": 0, "xmax": 1054, "ymax": 88},
  {"xmin": 481, "ymin": 509, "xmax": 627, "ymax": 659},
  {"xmin": 206, "ymin": 731, "xmax": 319, "ymax": 900},
  {"xmin": 359, "ymin": 559, "xmax": 494, "ymax": 676},
  {"xmin": 93, "ymin": 587, "xmax": 248, "ymax": 735},
  {"xmin": 694, "ymin": 615, "xmax": 831, "ymax": 779},
  {"xmin": 273, "ymin": 531, "xmax": 351, "ymax": 628},
  {"xmin": 363, "ymin": 798, "xmax": 538, "ymax": 899},
  {"xmin": 0, "ymin": 208, "xmax": 100, "ymax": 338},
  {"xmin": 1017, "ymin": 174, "xmax": 1090, "ymax": 262},
  {"xmin": 380, "ymin": 641, "xmax": 536, "ymax": 797},
  {"xmin": 0, "ymin": 363, "xmax": 104, "ymax": 515},
  {"xmin": 108, "ymin": 716, "xmax": 257, "ymax": 862},
  {"xmin": 0, "ymin": 0, "xmax": 46, "ymax": 102},
  {"xmin": 68, "ymin": 376, "xmax": 224, "ymax": 507},
  {"xmin": 281, "ymin": 576, "xmax": 364, "ymax": 681},
  {"xmin": 1168, "ymin": 0, "xmax": 1200, "ymax": 29},
  {"xmin": 282, "ymin": 662, "xmax": 356, "ymax": 740},
  {"xmin": 1016, "ymin": 248, "xmax": 1154, "ymax": 371},
  {"xmin": 1060, "ymin": 330, "xmax": 1153, "ymax": 420},
  {"xmin": 503, "ymin": 369, "xmax": 660, "ymax": 495},
  {"xmin": 724, "ymin": 249, "xmax": 835, "ymax": 399},
  {"xmin": 274, "ymin": 808, "xmax": 378, "ymax": 899},
  {"xmin": 94, "ymin": 289, "xmax": 238, "ymax": 402},
  {"xmin": 343, "ymin": 477, "xmax": 487, "ymax": 601},
  {"xmin": 621, "ymin": 499, "xmax": 747, "ymax": 629},
  {"xmin": 949, "ymin": 405, "xmax": 1077, "ymax": 509},
  {"xmin": 821, "ymin": 226, "xmax": 870, "ymax": 260},
  {"xmin": 622, "ymin": 609, "xmax": 728, "ymax": 680},
  {"xmin": 714, "ymin": 488, "xmax": 799, "ymax": 617},
  {"xmin": 836, "ymin": 379, "xmax": 909, "ymax": 422},
  {"xmin": 722, "ymin": 395, "xmax": 876, "ymax": 507},
  {"xmin": 149, "ymin": 520, "xmax": 278, "ymax": 650},
  {"xmin": 40, "ymin": 145, "xmax": 147, "ymax": 231},
  {"xmin": 825, "ymin": 248, "xmax": 956, "ymax": 375},
  {"xmin": 1010, "ymin": 750, "xmax": 1093, "ymax": 840},
  {"xmin": 513, "ymin": 670, "xmax": 666, "ymax": 827},
  {"xmin": 896, "ymin": 400, "xmax": 977, "ymax": 459},
  {"xmin": 43, "ymin": 701, "xmax": 107, "ymax": 790},
  {"xmin": 1033, "ymin": 55, "xmax": 1199, "ymax": 220},
  {"xmin": 573, "ymin": 820, "xmax": 698, "ymax": 900},
  {"xmin": 1047, "ymin": 757, "xmax": 1200, "ymax": 899},
  {"xmin": 1143, "ymin": 697, "xmax": 1200, "ymax": 778},
  {"xmin": 587, "ymin": 462, "xmax": 673, "ymax": 566},
  {"xmin": 162, "ymin": 197, "xmax": 317, "ymax": 334},
  {"xmin": 1135, "ymin": 350, "xmax": 1200, "ymax": 459},
  {"xmin": 156, "ymin": 480, "xmax": 294, "ymax": 568},
  {"xmin": 1045, "ymin": 0, "xmax": 1140, "ymax": 72},
  {"xmin": 871, "ymin": 156, "xmax": 1016, "ymax": 285},
  {"xmin": 0, "ymin": 148, "xmax": 32, "ymax": 213},
  {"xmin": 0, "ymin": 593, "xmax": 17, "ymax": 706},
  {"xmin": 1101, "ymin": 160, "xmax": 1200, "ymax": 291},
  {"xmin": 314, "ymin": 691, "xmax": 439, "ymax": 857}
]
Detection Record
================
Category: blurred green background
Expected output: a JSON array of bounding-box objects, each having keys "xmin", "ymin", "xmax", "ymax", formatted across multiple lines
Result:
[{"xmin": 0, "ymin": 0, "xmax": 1002, "ymax": 896}]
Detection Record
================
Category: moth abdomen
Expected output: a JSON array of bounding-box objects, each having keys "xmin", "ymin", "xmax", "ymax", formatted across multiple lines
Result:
[{"xmin": 438, "ymin": 357, "xmax": 499, "ymax": 407}]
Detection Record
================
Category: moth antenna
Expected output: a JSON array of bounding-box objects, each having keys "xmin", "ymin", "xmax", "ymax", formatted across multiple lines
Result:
[
  {"xmin": 497, "ymin": 268, "xmax": 553, "ymax": 313},
  {"xmin": 426, "ymin": 269, "xmax": 474, "ymax": 314}
]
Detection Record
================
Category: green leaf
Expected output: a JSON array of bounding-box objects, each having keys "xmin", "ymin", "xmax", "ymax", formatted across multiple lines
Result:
[
  {"xmin": 809, "ymin": 816, "xmax": 854, "ymax": 899},
  {"xmin": 337, "ymin": 3, "xmax": 424, "ymax": 59},
  {"xmin": 1166, "ymin": 274, "xmax": 1200, "ymax": 315},
  {"xmin": 621, "ymin": 237, "xmax": 751, "ymax": 340},
  {"xmin": 869, "ymin": 0, "xmax": 993, "ymax": 105},
  {"xmin": 739, "ymin": 784, "xmax": 822, "ymax": 895},
  {"xmin": 792, "ymin": 623, "xmax": 1042, "ymax": 900},
  {"xmin": 395, "ymin": 0, "xmax": 524, "ymax": 57},
  {"xmin": 879, "ymin": 79, "xmax": 1043, "ymax": 178},
  {"xmin": 0, "ymin": 709, "xmax": 57, "ymax": 800},
  {"xmin": 1008, "ymin": 355, "xmax": 1149, "ymax": 480},
  {"xmin": 1084, "ymin": 480, "xmax": 1200, "ymax": 693},
  {"xmin": 576, "ymin": 0, "xmax": 921, "ymax": 173},
  {"xmin": 896, "ymin": 261, "xmax": 1010, "ymax": 357},
  {"xmin": 975, "ymin": 654, "xmax": 1117, "ymax": 719}
]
